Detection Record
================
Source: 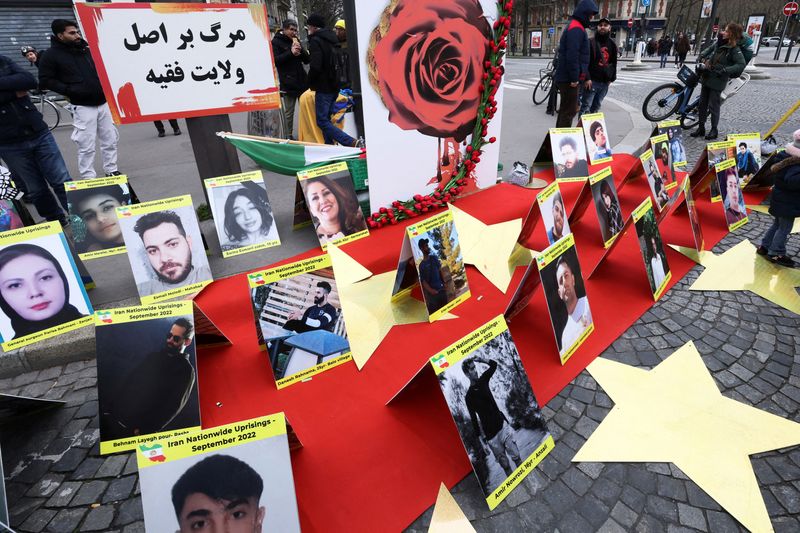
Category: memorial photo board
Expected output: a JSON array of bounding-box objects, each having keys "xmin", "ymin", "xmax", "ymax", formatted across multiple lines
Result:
[
  {"xmin": 296, "ymin": 162, "xmax": 369, "ymax": 251},
  {"xmin": 657, "ymin": 120, "xmax": 687, "ymax": 168},
  {"xmin": 430, "ymin": 316, "xmax": 554, "ymax": 510},
  {"xmin": 683, "ymin": 178, "xmax": 705, "ymax": 252},
  {"xmin": 0, "ymin": 222, "xmax": 93, "ymax": 351},
  {"xmin": 728, "ymin": 133, "xmax": 762, "ymax": 187},
  {"xmin": 744, "ymin": 149, "xmax": 783, "ymax": 191},
  {"xmin": 248, "ymin": 255, "xmax": 352, "ymax": 389},
  {"xmin": 504, "ymin": 258, "xmax": 543, "ymax": 322},
  {"xmin": 74, "ymin": 2, "xmax": 280, "ymax": 124},
  {"xmin": 640, "ymin": 149, "xmax": 670, "ymax": 211},
  {"xmin": 536, "ymin": 234, "xmax": 594, "ymax": 364},
  {"xmin": 714, "ymin": 158, "xmax": 749, "ymax": 231},
  {"xmin": 0, "ymin": 201, "xmax": 24, "ymax": 233},
  {"xmin": 137, "ymin": 413, "xmax": 300, "ymax": 533},
  {"xmin": 707, "ymin": 140, "xmax": 735, "ymax": 202},
  {"xmin": 650, "ymin": 133, "xmax": 678, "ymax": 191},
  {"xmin": 355, "ymin": 0, "xmax": 503, "ymax": 210},
  {"xmin": 581, "ymin": 113, "xmax": 613, "ymax": 164},
  {"xmin": 551, "ymin": 128, "xmax": 590, "ymax": 181},
  {"xmin": 589, "ymin": 167, "xmax": 624, "ymax": 247},
  {"xmin": 403, "ymin": 210, "xmax": 470, "ymax": 322},
  {"xmin": 95, "ymin": 301, "xmax": 201, "ymax": 454},
  {"xmin": 632, "ymin": 198, "xmax": 672, "ymax": 300},
  {"xmin": 65, "ymin": 175, "xmax": 133, "ymax": 260},
  {"xmin": 204, "ymin": 170, "xmax": 280, "ymax": 258},
  {"xmin": 117, "ymin": 195, "xmax": 212, "ymax": 305},
  {"xmin": 538, "ymin": 181, "xmax": 572, "ymax": 246}
]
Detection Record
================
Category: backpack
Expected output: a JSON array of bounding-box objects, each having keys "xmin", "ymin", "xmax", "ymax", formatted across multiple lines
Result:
[{"xmin": 330, "ymin": 45, "xmax": 350, "ymax": 89}]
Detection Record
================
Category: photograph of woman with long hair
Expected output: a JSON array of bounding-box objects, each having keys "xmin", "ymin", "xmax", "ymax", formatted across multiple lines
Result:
[
  {"xmin": 0, "ymin": 243, "xmax": 89, "ymax": 341},
  {"xmin": 219, "ymin": 183, "xmax": 279, "ymax": 252},
  {"xmin": 593, "ymin": 178, "xmax": 624, "ymax": 243},
  {"xmin": 301, "ymin": 175, "xmax": 367, "ymax": 246},
  {"xmin": 68, "ymin": 185, "xmax": 130, "ymax": 254}
]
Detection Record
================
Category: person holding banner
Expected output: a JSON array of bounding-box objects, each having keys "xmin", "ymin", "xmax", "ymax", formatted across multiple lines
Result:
[{"xmin": 38, "ymin": 20, "xmax": 121, "ymax": 179}]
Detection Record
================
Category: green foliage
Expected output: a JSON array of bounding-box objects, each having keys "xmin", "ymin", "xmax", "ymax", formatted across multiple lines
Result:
[{"xmin": 196, "ymin": 203, "xmax": 212, "ymax": 221}]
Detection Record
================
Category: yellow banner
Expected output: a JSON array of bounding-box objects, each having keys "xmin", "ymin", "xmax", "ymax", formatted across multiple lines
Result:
[
  {"xmin": 632, "ymin": 197, "xmax": 654, "ymax": 222},
  {"xmin": 728, "ymin": 216, "xmax": 749, "ymax": 232},
  {"xmin": 707, "ymin": 140, "xmax": 734, "ymax": 152},
  {"xmin": 728, "ymin": 133, "xmax": 760, "ymax": 142},
  {"xmin": 430, "ymin": 315, "xmax": 506, "ymax": 376},
  {"xmin": 102, "ymin": 426, "xmax": 200, "ymax": 456},
  {"xmin": 487, "ymin": 435, "xmax": 555, "ymax": 510},
  {"xmin": 536, "ymin": 180, "xmax": 560, "ymax": 205},
  {"xmin": 407, "ymin": 210, "xmax": 454, "ymax": 237},
  {"xmin": 715, "ymin": 158, "xmax": 736, "ymax": 172},
  {"xmin": 78, "ymin": 246, "xmax": 127, "ymax": 261},
  {"xmin": 247, "ymin": 254, "xmax": 331, "ymax": 288},
  {"xmin": 320, "ymin": 228, "xmax": 369, "ymax": 252},
  {"xmin": 116, "ymin": 195, "xmax": 192, "ymax": 219},
  {"xmin": 222, "ymin": 239, "xmax": 281, "ymax": 259},
  {"xmin": 549, "ymin": 127, "xmax": 583, "ymax": 136},
  {"xmin": 581, "ymin": 112, "xmax": 605, "ymax": 123},
  {"xmin": 203, "ymin": 170, "xmax": 263, "ymax": 189},
  {"xmin": 140, "ymin": 280, "xmax": 212, "ymax": 306},
  {"xmin": 429, "ymin": 290, "xmax": 471, "ymax": 323},
  {"xmin": 2, "ymin": 316, "xmax": 94, "ymax": 352},
  {"xmin": 0, "ymin": 221, "xmax": 61, "ymax": 246},
  {"xmin": 560, "ymin": 323, "xmax": 595, "ymax": 365},
  {"xmin": 650, "ymin": 133, "xmax": 668, "ymax": 144},
  {"xmin": 653, "ymin": 271, "xmax": 672, "ymax": 301},
  {"xmin": 536, "ymin": 233, "xmax": 575, "ymax": 270},
  {"xmin": 276, "ymin": 352, "xmax": 352, "ymax": 389},
  {"xmin": 65, "ymin": 175, "xmax": 128, "ymax": 191},
  {"xmin": 94, "ymin": 301, "xmax": 194, "ymax": 327},
  {"xmin": 136, "ymin": 414, "xmax": 286, "ymax": 468},
  {"xmin": 297, "ymin": 161, "xmax": 349, "ymax": 180},
  {"xmin": 639, "ymin": 149, "xmax": 654, "ymax": 163},
  {"xmin": 589, "ymin": 166, "xmax": 612, "ymax": 186},
  {"xmin": 657, "ymin": 120, "xmax": 680, "ymax": 128}
]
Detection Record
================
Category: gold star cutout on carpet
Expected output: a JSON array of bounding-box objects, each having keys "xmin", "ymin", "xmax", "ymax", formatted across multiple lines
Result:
[
  {"xmin": 449, "ymin": 204, "xmax": 531, "ymax": 293},
  {"xmin": 327, "ymin": 244, "xmax": 455, "ymax": 370},
  {"xmin": 671, "ymin": 239, "xmax": 800, "ymax": 315},
  {"xmin": 428, "ymin": 483, "xmax": 475, "ymax": 533},
  {"xmin": 747, "ymin": 205, "xmax": 800, "ymax": 234},
  {"xmin": 573, "ymin": 341, "xmax": 800, "ymax": 532}
]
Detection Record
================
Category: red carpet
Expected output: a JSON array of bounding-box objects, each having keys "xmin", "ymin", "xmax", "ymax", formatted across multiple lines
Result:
[{"xmin": 194, "ymin": 154, "xmax": 769, "ymax": 532}]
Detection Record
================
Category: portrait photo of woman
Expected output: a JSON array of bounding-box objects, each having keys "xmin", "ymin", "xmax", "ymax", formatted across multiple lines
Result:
[
  {"xmin": 592, "ymin": 178, "xmax": 624, "ymax": 243},
  {"xmin": 301, "ymin": 175, "xmax": 367, "ymax": 246},
  {"xmin": 0, "ymin": 242, "xmax": 90, "ymax": 342},
  {"xmin": 218, "ymin": 183, "xmax": 279, "ymax": 252},
  {"xmin": 67, "ymin": 184, "xmax": 131, "ymax": 255}
]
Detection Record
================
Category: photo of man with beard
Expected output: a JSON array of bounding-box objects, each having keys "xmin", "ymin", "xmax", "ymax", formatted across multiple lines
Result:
[{"xmin": 129, "ymin": 209, "xmax": 212, "ymax": 298}]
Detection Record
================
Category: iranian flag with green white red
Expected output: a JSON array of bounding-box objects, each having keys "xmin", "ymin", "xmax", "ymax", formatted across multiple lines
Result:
[{"xmin": 219, "ymin": 132, "xmax": 363, "ymax": 176}]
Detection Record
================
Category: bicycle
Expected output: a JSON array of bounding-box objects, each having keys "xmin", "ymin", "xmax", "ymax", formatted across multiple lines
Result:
[
  {"xmin": 532, "ymin": 59, "xmax": 555, "ymax": 105},
  {"xmin": 28, "ymin": 91, "xmax": 72, "ymax": 131},
  {"xmin": 642, "ymin": 64, "xmax": 750, "ymax": 129}
]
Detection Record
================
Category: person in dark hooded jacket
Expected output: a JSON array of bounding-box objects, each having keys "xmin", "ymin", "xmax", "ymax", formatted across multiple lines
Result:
[
  {"xmin": 554, "ymin": 0, "xmax": 598, "ymax": 128},
  {"xmin": 757, "ymin": 129, "xmax": 800, "ymax": 268},
  {"xmin": 307, "ymin": 13, "xmax": 358, "ymax": 147}
]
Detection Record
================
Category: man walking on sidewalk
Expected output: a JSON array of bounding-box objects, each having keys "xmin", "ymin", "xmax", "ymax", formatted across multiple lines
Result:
[
  {"xmin": 554, "ymin": 0, "xmax": 598, "ymax": 128},
  {"xmin": 0, "ymin": 54, "xmax": 70, "ymax": 223},
  {"xmin": 580, "ymin": 17, "xmax": 617, "ymax": 114},
  {"xmin": 39, "ymin": 19, "xmax": 121, "ymax": 179}
]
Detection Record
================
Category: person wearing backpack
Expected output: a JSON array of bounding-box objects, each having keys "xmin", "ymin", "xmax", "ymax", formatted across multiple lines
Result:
[
  {"xmin": 690, "ymin": 23, "xmax": 746, "ymax": 141},
  {"xmin": 307, "ymin": 13, "xmax": 360, "ymax": 148}
]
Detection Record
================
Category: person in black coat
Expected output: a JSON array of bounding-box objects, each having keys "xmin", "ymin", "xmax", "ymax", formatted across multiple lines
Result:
[
  {"xmin": 0, "ymin": 54, "xmax": 70, "ymax": 222},
  {"xmin": 758, "ymin": 130, "xmax": 800, "ymax": 268},
  {"xmin": 307, "ymin": 13, "xmax": 358, "ymax": 147},
  {"xmin": 272, "ymin": 19, "xmax": 309, "ymax": 139},
  {"xmin": 38, "ymin": 19, "xmax": 120, "ymax": 179}
]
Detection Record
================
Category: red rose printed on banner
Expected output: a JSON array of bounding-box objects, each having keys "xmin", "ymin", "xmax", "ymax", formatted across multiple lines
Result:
[{"xmin": 370, "ymin": 0, "xmax": 491, "ymax": 142}]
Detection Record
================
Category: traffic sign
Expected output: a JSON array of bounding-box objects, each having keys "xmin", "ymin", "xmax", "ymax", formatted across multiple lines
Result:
[
  {"xmin": 642, "ymin": 0, "xmax": 651, "ymax": 6},
  {"xmin": 548, "ymin": 27, "xmax": 555, "ymax": 35},
  {"xmin": 784, "ymin": 2, "xmax": 799, "ymax": 16},
  {"xmin": 628, "ymin": 18, "xmax": 634, "ymax": 28}
]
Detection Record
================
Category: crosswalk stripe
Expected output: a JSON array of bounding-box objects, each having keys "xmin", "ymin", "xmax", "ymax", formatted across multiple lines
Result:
[{"xmin": 504, "ymin": 83, "xmax": 530, "ymax": 90}]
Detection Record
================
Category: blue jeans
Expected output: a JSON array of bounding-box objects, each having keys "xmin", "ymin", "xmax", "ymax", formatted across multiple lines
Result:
[
  {"xmin": 580, "ymin": 81, "xmax": 610, "ymax": 114},
  {"xmin": 315, "ymin": 91, "xmax": 356, "ymax": 147},
  {"xmin": 761, "ymin": 215, "xmax": 795, "ymax": 256},
  {"xmin": 0, "ymin": 130, "xmax": 70, "ymax": 221},
  {"xmin": 660, "ymin": 53, "xmax": 669, "ymax": 68}
]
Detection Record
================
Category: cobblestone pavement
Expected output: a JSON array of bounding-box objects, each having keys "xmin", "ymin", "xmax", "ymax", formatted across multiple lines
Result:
[{"xmin": 2, "ymin": 209, "xmax": 799, "ymax": 532}]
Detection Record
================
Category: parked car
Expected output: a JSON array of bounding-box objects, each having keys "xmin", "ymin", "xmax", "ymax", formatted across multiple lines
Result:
[{"xmin": 761, "ymin": 36, "xmax": 791, "ymax": 47}]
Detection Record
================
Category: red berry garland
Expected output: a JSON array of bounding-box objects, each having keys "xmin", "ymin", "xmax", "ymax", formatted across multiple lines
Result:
[{"xmin": 366, "ymin": 1, "xmax": 512, "ymax": 230}]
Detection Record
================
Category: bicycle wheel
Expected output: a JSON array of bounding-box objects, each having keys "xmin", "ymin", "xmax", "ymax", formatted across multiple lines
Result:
[
  {"xmin": 679, "ymin": 95, "xmax": 701, "ymax": 129},
  {"xmin": 642, "ymin": 83, "xmax": 683, "ymax": 122},
  {"xmin": 533, "ymin": 74, "xmax": 553, "ymax": 105},
  {"xmin": 39, "ymin": 99, "xmax": 61, "ymax": 131}
]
